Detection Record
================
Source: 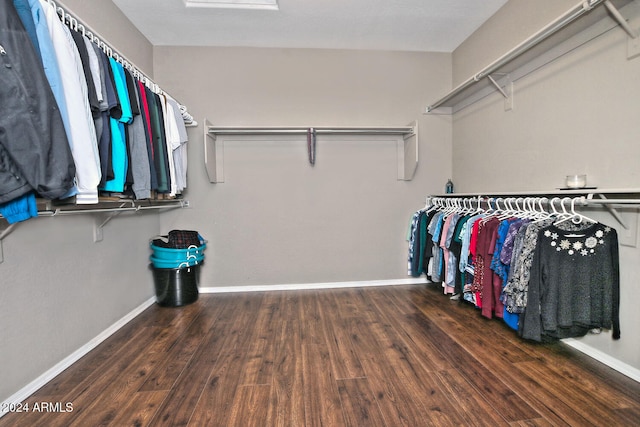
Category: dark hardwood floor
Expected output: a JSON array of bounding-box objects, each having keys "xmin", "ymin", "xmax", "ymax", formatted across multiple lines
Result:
[{"xmin": 2, "ymin": 284, "xmax": 639, "ymax": 426}]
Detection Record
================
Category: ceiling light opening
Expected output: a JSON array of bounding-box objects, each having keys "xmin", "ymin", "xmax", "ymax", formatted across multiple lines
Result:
[{"xmin": 183, "ymin": 0, "xmax": 279, "ymax": 11}]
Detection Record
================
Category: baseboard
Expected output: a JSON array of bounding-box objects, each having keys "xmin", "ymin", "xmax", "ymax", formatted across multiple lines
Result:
[
  {"xmin": 198, "ymin": 278, "xmax": 430, "ymax": 293},
  {"xmin": 0, "ymin": 296, "xmax": 156, "ymax": 418},
  {"xmin": 562, "ymin": 338, "xmax": 640, "ymax": 383}
]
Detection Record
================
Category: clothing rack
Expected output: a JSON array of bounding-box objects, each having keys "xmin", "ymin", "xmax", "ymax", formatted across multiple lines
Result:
[
  {"xmin": 45, "ymin": 0, "xmax": 156, "ymax": 92},
  {"xmin": 412, "ymin": 189, "xmax": 625, "ymax": 347},
  {"xmin": 426, "ymin": 189, "xmax": 640, "ymax": 231},
  {"xmin": 45, "ymin": 0, "xmax": 195, "ymax": 126}
]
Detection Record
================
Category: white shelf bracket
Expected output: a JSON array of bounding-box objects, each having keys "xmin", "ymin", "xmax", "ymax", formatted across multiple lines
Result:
[
  {"xmin": 603, "ymin": 0, "xmax": 640, "ymax": 59},
  {"xmin": 604, "ymin": 0, "xmax": 639, "ymax": 38},
  {"xmin": 487, "ymin": 74, "xmax": 509, "ymax": 99},
  {"xmin": 593, "ymin": 193, "xmax": 629, "ymax": 229},
  {"xmin": 204, "ymin": 118, "xmax": 224, "ymax": 183},
  {"xmin": 93, "ymin": 210, "xmax": 124, "ymax": 243},
  {"xmin": 0, "ymin": 222, "xmax": 18, "ymax": 264},
  {"xmin": 398, "ymin": 121, "xmax": 418, "ymax": 181},
  {"xmin": 487, "ymin": 73, "xmax": 514, "ymax": 111}
]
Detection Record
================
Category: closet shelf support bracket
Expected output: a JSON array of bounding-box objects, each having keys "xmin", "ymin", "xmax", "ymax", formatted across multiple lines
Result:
[
  {"xmin": 591, "ymin": 193, "xmax": 629, "ymax": 229},
  {"xmin": 487, "ymin": 73, "xmax": 514, "ymax": 111},
  {"xmin": 93, "ymin": 210, "xmax": 124, "ymax": 243},
  {"xmin": 603, "ymin": 0, "xmax": 640, "ymax": 59},
  {"xmin": 0, "ymin": 222, "xmax": 18, "ymax": 264}
]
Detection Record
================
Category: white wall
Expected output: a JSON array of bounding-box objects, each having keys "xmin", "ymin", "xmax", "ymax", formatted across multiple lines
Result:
[
  {"xmin": 153, "ymin": 46, "xmax": 453, "ymax": 287},
  {"xmin": 451, "ymin": 0, "xmax": 640, "ymax": 374}
]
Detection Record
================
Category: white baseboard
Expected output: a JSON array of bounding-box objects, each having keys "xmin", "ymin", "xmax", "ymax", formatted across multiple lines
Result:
[
  {"xmin": 198, "ymin": 278, "xmax": 430, "ymax": 293},
  {"xmin": 0, "ymin": 296, "xmax": 156, "ymax": 418},
  {"xmin": 562, "ymin": 338, "xmax": 640, "ymax": 383}
]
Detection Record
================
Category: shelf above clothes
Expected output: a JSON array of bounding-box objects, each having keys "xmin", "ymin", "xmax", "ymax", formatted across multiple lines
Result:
[
  {"xmin": 0, "ymin": 198, "xmax": 188, "ymax": 263},
  {"xmin": 425, "ymin": 0, "xmax": 638, "ymax": 114},
  {"xmin": 203, "ymin": 119, "xmax": 419, "ymax": 183}
]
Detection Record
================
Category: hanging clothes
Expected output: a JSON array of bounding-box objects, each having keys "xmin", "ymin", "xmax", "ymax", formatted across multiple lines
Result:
[
  {"xmin": 0, "ymin": 0, "xmax": 75, "ymax": 206},
  {"xmin": 101, "ymin": 56, "xmax": 132, "ymax": 193},
  {"xmin": 39, "ymin": 0, "xmax": 101, "ymax": 204},
  {"xmin": 520, "ymin": 221, "xmax": 620, "ymax": 342},
  {"xmin": 409, "ymin": 197, "xmax": 622, "ymax": 343},
  {"xmin": 2, "ymin": 0, "xmax": 190, "ymax": 224},
  {"xmin": 124, "ymin": 69, "xmax": 152, "ymax": 200}
]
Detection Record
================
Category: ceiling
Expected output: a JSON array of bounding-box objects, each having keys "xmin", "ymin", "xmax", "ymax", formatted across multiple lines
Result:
[{"xmin": 111, "ymin": 0, "xmax": 508, "ymax": 52}]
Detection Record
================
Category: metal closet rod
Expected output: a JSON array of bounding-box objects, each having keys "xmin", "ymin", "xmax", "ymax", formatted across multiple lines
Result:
[
  {"xmin": 426, "ymin": 0, "xmax": 607, "ymax": 112},
  {"xmin": 427, "ymin": 195, "xmax": 640, "ymax": 206},
  {"xmin": 46, "ymin": 0, "xmax": 162, "ymax": 94},
  {"xmin": 208, "ymin": 126, "xmax": 416, "ymax": 135}
]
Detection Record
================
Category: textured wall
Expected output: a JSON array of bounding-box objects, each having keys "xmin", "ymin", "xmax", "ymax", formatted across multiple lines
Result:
[{"xmin": 153, "ymin": 46, "xmax": 452, "ymax": 287}]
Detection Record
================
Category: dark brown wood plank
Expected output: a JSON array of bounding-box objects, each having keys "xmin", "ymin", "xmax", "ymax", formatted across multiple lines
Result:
[
  {"xmin": 239, "ymin": 291, "xmax": 282, "ymax": 386},
  {"xmin": 271, "ymin": 319, "xmax": 306, "ymax": 426},
  {"xmin": 15, "ymin": 325, "xmax": 166, "ymax": 427},
  {"xmin": 150, "ymin": 293, "xmax": 264, "ymax": 426},
  {"xmin": 226, "ymin": 385, "xmax": 272, "ymax": 427},
  {"xmin": 347, "ymin": 311, "xmax": 465, "ymax": 426},
  {"xmin": 435, "ymin": 369, "xmax": 511, "ymax": 427},
  {"xmin": 107, "ymin": 390, "xmax": 168, "ymax": 427},
  {"xmin": 138, "ymin": 296, "xmax": 226, "ymax": 391},
  {"xmin": 298, "ymin": 291, "xmax": 325, "ymax": 345},
  {"xmin": 395, "ymin": 309, "xmax": 541, "ymax": 423},
  {"xmin": 317, "ymin": 290, "xmax": 366, "ymax": 380},
  {"xmin": 337, "ymin": 378, "xmax": 387, "ymax": 427},
  {"xmin": 1, "ymin": 285, "xmax": 639, "ymax": 427},
  {"xmin": 184, "ymin": 293, "xmax": 266, "ymax": 426},
  {"xmin": 516, "ymin": 360, "xmax": 637, "ymax": 424},
  {"xmin": 302, "ymin": 343, "xmax": 346, "ymax": 427}
]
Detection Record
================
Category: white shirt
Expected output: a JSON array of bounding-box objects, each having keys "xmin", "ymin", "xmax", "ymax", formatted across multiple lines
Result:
[{"xmin": 40, "ymin": 0, "xmax": 101, "ymax": 204}]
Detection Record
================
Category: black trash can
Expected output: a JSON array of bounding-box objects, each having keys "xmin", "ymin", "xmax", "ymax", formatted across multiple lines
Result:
[{"xmin": 151, "ymin": 264, "xmax": 200, "ymax": 307}]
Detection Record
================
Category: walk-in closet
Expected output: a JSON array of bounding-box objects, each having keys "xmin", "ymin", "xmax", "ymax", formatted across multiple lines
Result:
[{"xmin": 2, "ymin": 0, "xmax": 640, "ymax": 425}]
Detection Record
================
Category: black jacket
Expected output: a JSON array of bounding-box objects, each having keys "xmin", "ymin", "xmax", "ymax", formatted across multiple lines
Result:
[{"xmin": 0, "ymin": 0, "xmax": 75, "ymax": 204}]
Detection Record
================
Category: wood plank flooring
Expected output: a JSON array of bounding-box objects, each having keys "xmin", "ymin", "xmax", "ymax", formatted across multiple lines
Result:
[{"xmin": 1, "ymin": 284, "xmax": 639, "ymax": 426}]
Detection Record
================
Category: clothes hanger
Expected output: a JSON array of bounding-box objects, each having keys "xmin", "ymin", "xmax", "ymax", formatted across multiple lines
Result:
[
  {"xmin": 497, "ymin": 197, "xmax": 514, "ymax": 220},
  {"xmin": 569, "ymin": 197, "xmax": 597, "ymax": 224},
  {"xmin": 554, "ymin": 197, "xmax": 579, "ymax": 225},
  {"xmin": 533, "ymin": 197, "xmax": 550, "ymax": 220}
]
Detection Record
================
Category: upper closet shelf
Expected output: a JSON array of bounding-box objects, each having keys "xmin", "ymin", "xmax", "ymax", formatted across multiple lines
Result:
[
  {"xmin": 203, "ymin": 119, "xmax": 419, "ymax": 183},
  {"xmin": 425, "ymin": 0, "xmax": 638, "ymax": 114}
]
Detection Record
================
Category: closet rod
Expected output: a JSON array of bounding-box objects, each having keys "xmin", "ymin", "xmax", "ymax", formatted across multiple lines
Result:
[
  {"xmin": 433, "ymin": 187, "xmax": 640, "ymax": 197},
  {"xmin": 47, "ymin": 0, "xmax": 162, "ymax": 95},
  {"xmin": 427, "ymin": 196, "xmax": 640, "ymax": 206},
  {"xmin": 208, "ymin": 126, "xmax": 415, "ymax": 136},
  {"xmin": 426, "ymin": 0, "xmax": 605, "ymax": 112}
]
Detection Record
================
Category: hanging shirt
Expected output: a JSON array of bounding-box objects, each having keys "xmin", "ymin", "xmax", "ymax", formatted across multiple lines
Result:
[
  {"xmin": 520, "ymin": 222, "xmax": 620, "ymax": 342},
  {"xmin": 0, "ymin": 0, "xmax": 75, "ymax": 203},
  {"xmin": 102, "ymin": 57, "xmax": 132, "ymax": 193},
  {"xmin": 40, "ymin": 0, "xmax": 101, "ymax": 203}
]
